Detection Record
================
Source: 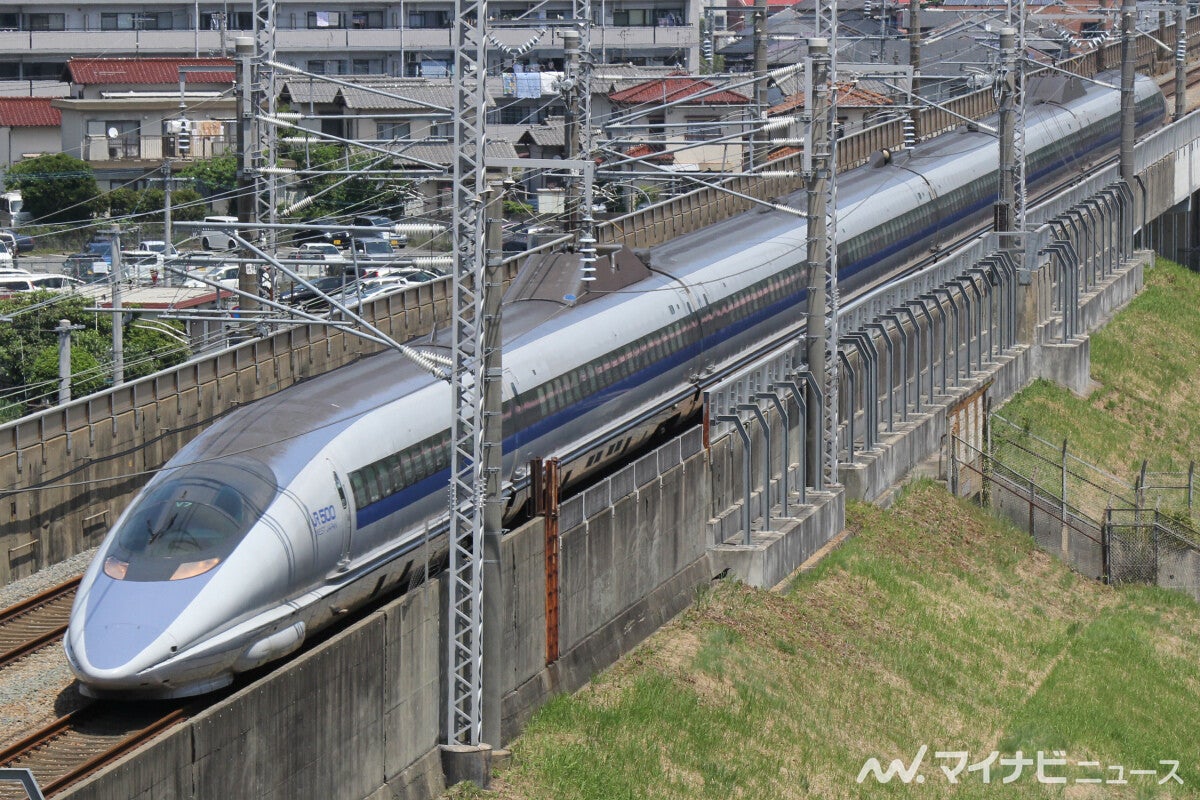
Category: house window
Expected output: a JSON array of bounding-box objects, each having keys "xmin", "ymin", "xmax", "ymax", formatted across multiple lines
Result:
[
  {"xmin": 307, "ymin": 11, "xmax": 345, "ymax": 28},
  {"xmin": 230, "ymin": 12, "xmax": 253, "ymax": 29},
  {"xmin": 352, "ymin": 59, "xmax": 376, "ymax": 74},
  {"xmin": 26, "ymin": 13, "xmax": 65, "ymax": 31},
  {"xmin": 351, "ymin": 10, "xmax": 384, "ymax": 28},
  {"xmin": 101, "ymin": 13, "xmax": 171, "ymax": 30},
  {"xmin": 88, "ymin": 120, "xmax": 140, "ymax": 159},
  {"xmin": 611, "ymin": 7, "xmax": 682, "ymax": 26},
  {"xmin": 0, "ymin": 13, "xmax": 19, "ymax": 30},
  {"xmin": 408, "ymin": 10, "xmax": 450, "ymax": 28},
  {"xmin": 377, "ymin": 120, "xmax": 411, "ymax": 139},
  {"xmin": 24, "ymin": 62, "xmax": 61, "ymax": 79},
  {"xmin": 319, "ymin": 116, "xmax": 346, "ymax": 138},
  {"xmin": 428, "ymin": 121, "xmax": 453, "ymax": 138}
]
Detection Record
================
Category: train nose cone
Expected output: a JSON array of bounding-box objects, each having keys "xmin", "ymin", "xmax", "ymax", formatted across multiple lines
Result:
[{"xmin": 70, "ymin": 573, "xmax": 211, "ymax": 686}]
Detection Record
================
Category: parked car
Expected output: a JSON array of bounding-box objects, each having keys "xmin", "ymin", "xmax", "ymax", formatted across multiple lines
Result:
[
  {"xmin": 0, "ymin": 229, "xmax": 33, "ymax": 254},
  {"xmin": 352, "ymin": 215, "xmax": 407, "ymax": 248},
  {"xmin": 139, "ymin": 240, "xmax": 178, "ymax": 257},
  {"xmin": 278, "ymin": 275, "xmax": 356, "ymax": 312},
  {"xmin": 0, "ymin": 273, "xmax": 82, "ymax": 294},
  {"xmin": 292, "ymin": 219, "xmax": 352, "ymax": 248},
  {"xmin": 62, "ymin": 253, "xmax": 112, "ymax": 283},
  {"xmin": 350, "ymin": 238, "xmax": 395, "ymax": 262},
  {"xmin": 358, "ymin": 266, "xmax": 442, "ymax": 284},
  {"xmin": 120, "ymin": 250, "xmax": 167, "ymax": 284},
  {"xmin": 200, "ymin": 216, "xmax": 239, "ymax": 250},
  {"xmin": 183, "ymin": 262, "xmax": 242, "ymax": 289},
  {"xmin": 85, "ymin": 238, "xmax": 114, "ymax": 261},
  {"xmin": 0, "ymin": 241, "xmax": 12, "ymax": 266}
]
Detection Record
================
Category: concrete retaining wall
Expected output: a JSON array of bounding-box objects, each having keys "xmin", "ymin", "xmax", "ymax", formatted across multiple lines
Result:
[{"xmin": 62, "ymin": 431, "xmax": 722, "ymax": 800}]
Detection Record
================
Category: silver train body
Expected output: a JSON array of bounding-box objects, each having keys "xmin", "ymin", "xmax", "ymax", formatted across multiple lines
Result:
[{"xmin": 66, "ymin": 74, "xmax": 1164, "ymax": 698}]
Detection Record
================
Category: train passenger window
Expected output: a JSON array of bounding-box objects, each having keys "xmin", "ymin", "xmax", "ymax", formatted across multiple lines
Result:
[
  {"xmin": 349, "ymin": 472, "xmax": 366, "ymax": 506},
  {"xmin": 364, "ymin": 464, "xmax": 382, "ymax": 503}
]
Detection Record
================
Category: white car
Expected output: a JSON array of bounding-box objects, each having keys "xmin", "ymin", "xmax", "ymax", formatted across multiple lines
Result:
[
  {"xmin": 293, "ymin": 242, "xmax": 347, "ymax": 262},
  {"xmin": 200, "ymin": 216, "xmax": 239, "ymax": 251},
  {"xmin": 0, "ymin": 273, "xmax": 82, "ymax": 294},
  {"xmin": 139, "ymin": 240, "xmax": 179, "ymax": 257},
  {"xmin": 184, "ymin": 263, "xmax": 242, "ymax": 289}
]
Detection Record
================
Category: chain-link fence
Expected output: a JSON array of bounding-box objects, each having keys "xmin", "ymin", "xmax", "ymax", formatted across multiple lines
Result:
[
  {"xmin": 948, "ymin": 415, "xmax": 1200, "ymax": 600},
  {"xmin": 951, "ymin": 434, "xmax": 1105, "ymax": 580},
  {"xmin": 988, "ymin": 414, "xmax": 1136, "ymax": 520},
  {"xmin": 1105, "ymin": 508, "xmax": 1200, "ymax": 600},
  {"xmin": 1136, "ymin": 462, "xmax": 1198, "ymax": 521}
]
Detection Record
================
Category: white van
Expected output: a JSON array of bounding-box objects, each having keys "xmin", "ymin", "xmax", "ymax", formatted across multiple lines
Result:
[{"xmin": 200, "ymin": 216, "xmax": 239, "ymax": 251}]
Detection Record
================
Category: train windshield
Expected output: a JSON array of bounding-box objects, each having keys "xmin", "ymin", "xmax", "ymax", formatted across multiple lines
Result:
[{"xmin": 103, "ymin": 459, "xmax": 279, "ymax": 582}]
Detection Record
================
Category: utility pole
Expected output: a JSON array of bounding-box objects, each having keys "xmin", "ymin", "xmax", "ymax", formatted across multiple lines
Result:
[
  {"xmin": 480, "ymin": 190, "xmax": 504, "ymax": 754},
  {"xmin": 908, "ymin": 0, "xmax": 921, "ymax": 144},
  {"xmin": 163, "ymin": 159, "xmax": 173, "ymax": 255},
  {"xmin": 235, "ymin": 37, "xmax": 259, "ymax": 328},
  {"xmin": 1177, "ymin": 0, "xmax": 1187, "ymax": 122},
  {"xmin": 56, "ymin": 319, "xmax": 82, "ymax": 404},
  {"xmin": 996, "ymin": 28, "xmax": 1018, "ymax": 251},
  {"xmin": 1003, "ymin": 0, "xmax": 1027, "ymax": 263},
  {"xmin": 108, "ymin": 229, "xmax": 124, "ymax": 387},
  {"xmin": 805, "ymin": 37, "xmax": 834, "ymax": 489},
  {"xmin": 1120, "ymin": 1, "xmax": 1136, "ymax": 187},
  {"xmin": 253, "ymin": 0, "xmax": 278, "ymax": 253},
  {"xmin": 563, "ymin": 28, "xmax": 582, "ymax": 234},
  {"xmin": 752, "ymin": 0, "xmax": 768, "ymax": 169}
]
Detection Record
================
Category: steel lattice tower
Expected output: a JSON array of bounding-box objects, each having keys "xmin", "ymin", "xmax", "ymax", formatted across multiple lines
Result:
[
  {"xmin": 1005, "ymin": 0, "xmax": 1028, "ymax": 253},
  {"xmin": 253, "ymin": 0, "xmax": 278, "ymax": 254},
  {"xmin": 446, "ymin": 0, "xmax": 490, "ymax": 747},
  {"xmin": 816, "ymin": 2, "xmax": 839, "ymax": 488}
]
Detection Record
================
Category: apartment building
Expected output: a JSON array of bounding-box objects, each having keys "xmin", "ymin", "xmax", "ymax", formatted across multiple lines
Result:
[{"xmin": 0, "ymin": 1, "xmax": 700, "ymax": 84}]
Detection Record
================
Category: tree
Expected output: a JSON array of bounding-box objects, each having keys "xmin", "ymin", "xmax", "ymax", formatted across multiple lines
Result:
[
  {"xmin": 5, "ymin": 153, "xmax": 102, "ymax": 224},
  {"xmin": 171, "ymin": 187, "xmax": 208, "ymax": 221},
  {"xmin": 179, "ymin": 155, "xmax": 238, "ymax": 195},
  {"xmin": 0, "ymin": 294, "xmax": 191, "ymax": 417},
  {"xmin": 283, "ymin": 143, "xmax": 412, "ymax": 221}
]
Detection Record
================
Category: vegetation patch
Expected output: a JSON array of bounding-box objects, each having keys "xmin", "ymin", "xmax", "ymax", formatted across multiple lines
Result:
[
  {"xmin": 999, "ymin": 258, "xmax": 1200, "ymax": 478},
  {"xmin": 457, "ymin": 482, "xmax": 1200, "ymax": 799}
]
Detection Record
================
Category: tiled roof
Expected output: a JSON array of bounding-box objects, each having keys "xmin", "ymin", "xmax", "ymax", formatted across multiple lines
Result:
[
  {"xmin": 0, "ymin": 98, "xmax": 61, "ymax": 127},
  {"xmin": 65, "ymin": 58, "xmax": 234, "ymax": 86},
  {"xmin": 769, "ymin": 83, "xmax": 893, "ymax": 114},
  {"xmin": 385, "ymin": 139, "xmax": 519, "ymax": 167},
  {"xmin": 623, "ymin": 144, "xmax": 675, "ymax": 163},
  {"xmin": 610, "ymin": 75, "xmax": 750, "ymax": 106}
]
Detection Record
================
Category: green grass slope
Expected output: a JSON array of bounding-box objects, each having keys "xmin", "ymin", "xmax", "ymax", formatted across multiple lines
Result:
[
  {"xmin": 463, "ymin": 482, "xmax": 1200, "ymax": 799},
  {"xmin": 1000, "ymin": 258, "xmax": 1200, "ymax": 476}
]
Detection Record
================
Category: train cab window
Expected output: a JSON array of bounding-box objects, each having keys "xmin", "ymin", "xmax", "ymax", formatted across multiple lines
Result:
[{"xmin": 102, "ymin": 457, "xmax": 278, "ymax": 582}]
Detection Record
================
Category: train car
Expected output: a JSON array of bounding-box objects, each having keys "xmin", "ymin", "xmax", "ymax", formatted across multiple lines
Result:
[{"xmin": 65, "ymin": 73, "xmax": 1164, "ymax": 698}]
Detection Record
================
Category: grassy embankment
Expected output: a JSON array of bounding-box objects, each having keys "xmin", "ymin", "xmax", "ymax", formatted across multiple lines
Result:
[
  {"xmin": 447, "ymin": 259, "xmax": 1200, "ymax": 799},
  {"xmin": 1001, "ymin": 258, "xmax": 1200, "ymax": 475}
]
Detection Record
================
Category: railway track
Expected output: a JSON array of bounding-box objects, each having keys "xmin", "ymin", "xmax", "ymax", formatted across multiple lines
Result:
[
  {"xmin": 0, "ymin": 579, "xmax": 78, "ymax": 671},
  {"xmin": 0, "ymin": 703, "xmax": 188, "ymax": 798}
]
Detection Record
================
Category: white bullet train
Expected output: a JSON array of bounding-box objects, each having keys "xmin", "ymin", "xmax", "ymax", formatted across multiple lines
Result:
[{"xmin": 65, "ymin": 73, "xmax": 1164, "ymax": 698}]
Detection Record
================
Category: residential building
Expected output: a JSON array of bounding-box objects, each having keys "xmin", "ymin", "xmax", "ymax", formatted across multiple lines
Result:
[
  {"xmin": 0, "ymin": 3, "xmax": 700, "ymax": 84},
  {"xmin": 0, "ymin": 98, "xmax": 62, "ymax": 169},
  {"xmin": 605, "ymin": 73, "xmax": 751, "ymax": 173},
  {"xmin": 54, "ymin": 57, "xmax": 236, "ymax": 188}
]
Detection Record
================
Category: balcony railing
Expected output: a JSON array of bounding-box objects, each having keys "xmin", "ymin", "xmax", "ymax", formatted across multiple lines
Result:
[{"xmin": 81, "ymin": 134, "xmax": 233, "ymax": 164}]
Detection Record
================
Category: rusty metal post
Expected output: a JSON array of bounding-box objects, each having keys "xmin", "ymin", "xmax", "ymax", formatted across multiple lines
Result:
[{"xmin": 542, "ymin": 458, "xmax": 560, "ymax": 665}]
